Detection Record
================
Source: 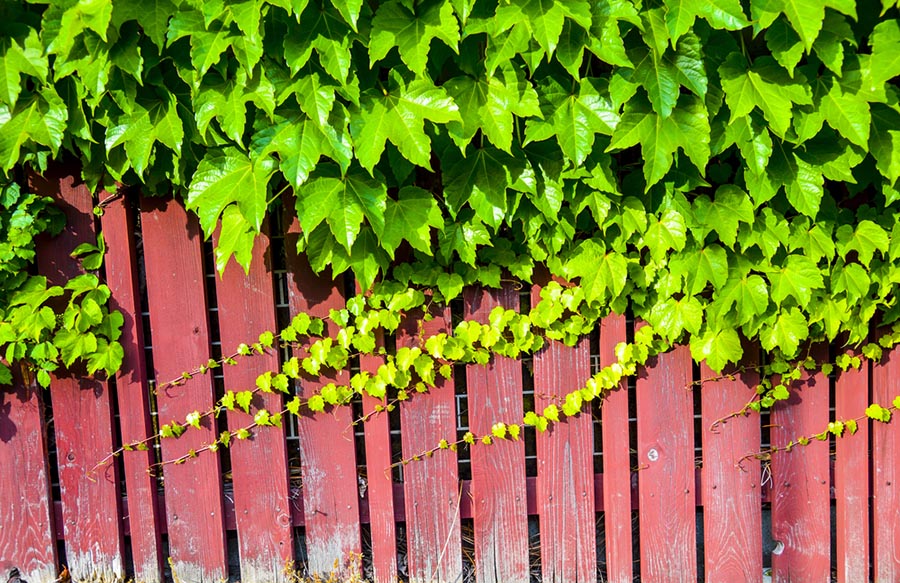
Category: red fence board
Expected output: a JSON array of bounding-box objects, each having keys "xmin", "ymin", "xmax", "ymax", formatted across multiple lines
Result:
[
  {"xmin": 465, "ymin": 284, "xmax": 529, "ymax": 583},
  {"xmin": 359, "ymin": 329, "xmax": 397, "ymax": 583},
  {"xmin": 0, "ymin": 367, "xmax": 58, "ymax": 583},
  {"xmin": 636, "ymin": 342, "xmax": 696, "ymax": 581},
  {"xmin": 531, "ymin": 284, "xmax": 595, "ymax": 583},
  {"xmin": 283, "ymin": 216, "xmax": 361, "ymax": 577},
  {"xmin": 770, "ymin": 344, "xmax": 830, "ymax": 583},
  {"xmin": 398, "ymin": 305, "xmax": 463, "ymax": 583},
  {"xmin": 599, "ymin": 314, "xmax": 632, "ymax": 583},
  {"xmin": 215, "ymin": 221, "xmax": 294, "ymax": 583},
  {"xmin": 32, "ymin": 168, "xmax": 125, "ymax": 581},
  {"xmin": 834, "ymin": 348, "xmax": 869, "ymax": 583},
  {"xmin": 700, "ymin": 354, "xmax": 762, "ymax": 581},
  {"xmin": 101, "ymin": 195, "xmax": 164, "ymax": 583},
  {"xmin": 140, "ymin": 195, "xmax": 228, "ymax": 583},
  {"xmin": 872, "ymin": 341, "xmax": 900, "ymax": 580}
]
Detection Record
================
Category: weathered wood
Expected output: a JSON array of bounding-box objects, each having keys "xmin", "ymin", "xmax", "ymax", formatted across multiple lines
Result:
[
  {"xmin": 398, "ymin": 304, "xmax": 463, "ymax": 583},
  {"xmin": 834, "ymin": 347, "xmax": 869, "ymax": 583},
  {"xmin": 636, "ymin": 343, "xmax": 696, "ymax": 581},
  {"xmin": 531, "ymin": 283, "xmax": 595, "ymax": 583},
  {"xmin": 31, "ymin": 167, "xmax": 125, "ymax": 581},
  {"xmin": 283, "ymin": 213, "xmax": 361, "ymax": 577},
  {"xmin": 464, "ymin": 284, "xmax": 529, "ymax": 583},
  {"xmin": 360, "ymin": 329, "xmax": 397, "ymax": 583},
  {"xmin": 214, "ymin": 220, "xmax": 294, "ymax": 583},
  {"xmin": 599, "ymin": 314, "xmax": 632, "ymax": 583},
  {"xmin": 872, "ymin": 340, "xmax": 900, "ymax": 581},
  {"xmin": 140, "ymin": 195, "xmax": 228, "ymax": 583},
  {"xmin": 0, "ymin": 366, "xmax": 58, "ymax": 583},
  {"xmin": 700, "ymin": 353, "xmax": 762, "ymax": 581},
  {"xmin": 100, "ymin": 195, "xmax": 164, "ymax": 583},
  {"xmin": 770, "ymin": 344, "xmax": 830, "ymax": 583}
]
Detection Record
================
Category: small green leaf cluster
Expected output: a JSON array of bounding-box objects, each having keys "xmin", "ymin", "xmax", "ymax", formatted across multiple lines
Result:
[{"xmin": 0, "ymin": 180, "xmax": 123, "ymax": 385}]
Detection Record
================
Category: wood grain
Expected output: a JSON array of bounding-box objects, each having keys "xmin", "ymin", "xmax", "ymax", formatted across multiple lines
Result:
[{"xmin": 872, "ymin": 340, "xmax": 900, "ymax": 581}]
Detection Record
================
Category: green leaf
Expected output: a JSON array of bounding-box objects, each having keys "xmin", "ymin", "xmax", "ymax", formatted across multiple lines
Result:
[
  {"xmin": 443, "ymin": 147, "xmax": 518, "ymax": 229},
  {"xmin": 105, "ymin": 93, "xmax": 183, "ymax": 175},
  {"xmin": 376, "ymin": 186, "xmax": 444, "ymax": 258},
  {"xmin": 766, "ymin": 17, "xmax": 804, "ymax": 76},
  {"xmin": 113, "ymin": 0, "xmax": 176, "ymax": 49},
  {"xmin": 0, "ymin": 89, "xmax": 67, "ymax": 172},
  {"xmin": 760, "ymin": 307, "xmax": 809, "ymax": 357},
  {"xmin": 648, "ymin": 295, "xmax": 703, "ymax": 340},
  {"xmin": 295, "ymin": 164, "xmax": 387, "ymax": 253},
  {"xmin": 844, "ymin": 220, "xmax": 889, "ymax": 266},
  {"xmin": 369, "ymin": 0, "xmax": 460, "ymax": 75},
  {"xmin": 870, "ymin": 20, "xmax": 900, "ymax": 86},
  {"xmin": 0, "ymin": 31, "xmax": 49, "ymax": 106},
  {"xmin": 692, "ymin": 186, "xmax": 754, "ymax": 247},
  {"xmin": 769, "ymin": 254, "xmax": 824, "ymax": 307},
  {"xmin": 350, "ymin": 71, "xmax": 460, "ymax": 172},
  {"xmin": 564, "ymin": 238, "xmax": 628, "ymax": 303},
  {"xmin": 186, "ymin": 148, "xmax": 276, "ymax": 239},
  {"xmin": 194, "ymin": 69, "xmax": 275, "ymax": 145},
  {"xmin": 690, "ymin": 326, "xmax": 743, "ymax": 372},
  {"xmin": 495, "ymin": 0, "xmax": 592, "ymax": 56},
  {"xmin": 684, "ymin": 244, "xmax": 729, "ymax": 295},
  {"xmin": 713, "ymin": 273, "xmax": 770, "ymax": 326},
  {"xmin": 820, "ymin": 81, "xmax": 870, "ymax": 149}
]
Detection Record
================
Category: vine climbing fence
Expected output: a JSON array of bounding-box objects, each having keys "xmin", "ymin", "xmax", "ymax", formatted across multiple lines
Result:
[{"xmin": 1, "ymin": 167, "xmax": 899, "ymax": 583}]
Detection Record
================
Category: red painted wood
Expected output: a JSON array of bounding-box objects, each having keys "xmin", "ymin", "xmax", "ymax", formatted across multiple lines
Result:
[
  {"xmin": 464, "ymin": 284, "xmax": 529, "ymax": 583},
  {"xmin": 214, "ymin": 220, "xmax": 294, "ymax": 583},
  {"xmin": 700, "ymin": 353, "xmax": 762, "ymax": 581},
  {"xmin": 599, "ymin": 314, "xmax": 632, "ymax": 583},
  {"xmin": 834, "ymin": 347, "xmax": 869, "ymax": 583},
  {"xmin": 398, "ymin": 304, "xmax": 462, "ymax": 583},
  {"xmin": 872, "ymin": 339, "xmax": 900, "ymax": 580},
  {"xmin": 770, "ymin": 344, "xmax": 830, "ymax": 583},
  {"xmin": 531, "ymin": 283, "xmax": 595, "ymax": 583},
  {"xmin": 31, "ymin": 167, "xmax": 125, "ymax": 581},
  {"xmin": 140, "ymin": 195, "xmax": 228, "ymax": 583},
  {"xmin": 100, "ymin": 195, "xmax": 164, "ymax": 583},
  {"xmin": 635, "ymin": 342, "xmax": 696, "ymax": 581},
  {"xmin": 283, "ymin": 214, "xmax": 361, "ymax": 577},
  {"xmin": 0, "ymin": 366, "xmax": 58, "ymax": 583},
  {"xmin": 359, "ymin": 328, "xmax": 397, "ymax": 583}
]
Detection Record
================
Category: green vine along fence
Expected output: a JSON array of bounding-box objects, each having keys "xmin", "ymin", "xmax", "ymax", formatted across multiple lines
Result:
[{"xmin": 1, "ymin": 172, "xmax": 899, "ymax": 583}]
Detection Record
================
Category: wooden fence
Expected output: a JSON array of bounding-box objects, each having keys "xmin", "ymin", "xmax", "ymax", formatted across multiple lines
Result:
[{"xmin": 1, "ymin": 167, "xmax": 899, "ymax": 583}]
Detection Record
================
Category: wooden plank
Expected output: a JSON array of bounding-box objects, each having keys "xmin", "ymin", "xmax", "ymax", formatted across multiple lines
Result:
[
  {"xmin": 770, "ymin": 343, "xmax": 830, "ymax": 583},
  {"xmin": 636, "ymin": 342, "xmax": 696, "ymax": 581},
  {"xmin": 872, "ymin": 339, "xmax": 900, "ymax": 581},
  {"xmin": 359, "ymin": 328, "xmax": 397, "ymax": 583},
  {"xmin": 0, "ymin": 366, "xmax": 58, "ymax": 583},
  {"xmin": 464, "ymin": 284, "xmax": 529, "ymax": 583},
  {"xmin": 700, "ymin": 351, "xmax": 762, "ymax": 581},
  {"xmin": 283, "ymin": 214, "xmax": 361, "ymax": 577},
  {"xmin": 398, "ymin": 304, "xmax": 462, "ymax": 583},
  {"xmin": 100, "ymin": 195, "xmax": 164, "ymax": 583},
  {"xmin": 31, "ymin": 167, "xmax": 125, "ymax": 581},
  {"xmin": 214, "ymin": 220, "xmax": 294, "ymax": 583},
  {"xmin": 599, "ymin": 314, "xmax": 632, "ymax": 583},
  {"xmin": 140, "ymin": 195, "xmax": 228, "ymax": 583},
  {"xmin": 834, "ymin": 347, "xmax": 869, "ymax": 583},
  {"xmin": 531, "ymin": 283, "xmax": 595, "ymax": 583}
]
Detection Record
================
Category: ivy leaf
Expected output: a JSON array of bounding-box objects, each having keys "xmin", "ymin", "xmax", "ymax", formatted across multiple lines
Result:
[
  {"xmin": 0, "ymin": 31, "xmax": 49, "ymax": 106},
  {"xmin": 719, "ymin": 54, "xmax": 812, "ymax": 138},
  {"xmin": 766, "ymin": 17, "xmax": 804, "ymax": 76},
  {"xmin": 713, "ymin": 273, "xmax": 770, "ymax": 326},
  {"xmin": 725, "ymin": 114, "xmax": 773, "ymax": 177},
  {"xmin": 348, "ymin": 227, "xmax": 389, "ymax": 290},
  {"xmin": 760, "ymin": 307, "xmax": 809, "ymax": 357},
  {"xmin": 663, "ymin": 0, "xmax": 747, "ymax": 46},
  {"xmin": 869, "ymin": 20, "xmax": 900, "ymax": 87},
  {"xmin": 214, "ymin": 204, "xmax": 256, "ymax": 273},
  {"xmin": 692, "ymin": 186, "xmax": 754, "ymax": 247},
  {"xmin": 564, "ymin": 238, "xmax": 628, "ymax": 303},
  {"xmin": 283, "ymin": 3, "xmax": 354, "ymax": 84},
  {"xmin": 820, "ymin": 80, "xmax": 870, "ymax": 149},
  {"xmin": 351, "ymin": 71, "xmax": 460, "ymax": 172},
  {"xmin": 443, "ymin": 147, "xmax": 518, "ymax": 229},
  {"xmin": 194, "ymin": 69, "xmax": 275, "ymax": 145},
  {"xmin": 870, "ymin": 105, "xmax": 900, "ymax": 186},
  {"xmin": 166, "ymin": 10, "xmax": 236, "ymax": 76},
  {"xmin": 769, "ymin": 254, "xmax": 824, "ymax": 307},
  {"xmin": 768, "ymin": 142, "xmax": 824, "ymax": 218},
  {"xmin": 369, "ymin": 0, "xmax": 460, "ymax": 75},
  {"xmin": 843, "ymin": 220, "xmax": 889, "ymax": 266},
  {"xmin": 768, "ymin": 0, "xmax": 827, "ymax": 51},
  {"xmin": 643, "ymin": 209, "xmax": 687, "ymax": 262},
  {"xmin": 0, "ymin": 88, "xmax": 67, "ymax": 172},
  {"xmin": 494, "ymin": 0, "xmax": 592, "ymax": 56},
  {"xmin": 525, "ymin": 76, "xmax": 618, "ymax": 165},
  {"xmin": 437, "ymin": 219, "xmax": 492, "ymax": 265},
  {"xmin": 295, "ymin": 164, "xmax": 388, "ymax": 252},
  {"xmin": 690, "ymin": 326, "xmax": 743, "ymax": 372},
  {"xmin": 684, "ymin": 244, "xmax": 729, "ymax": 294},
  {"xmin": 113, "ymin": 0, "xmax": 176, "ymax": 49},
  {"xmin": 186, "ymin": 148, "xmax": 276, "ymax": 238},
  {"xmin": 648, "ymin": 295, "xmax": 703, "ymax": 341},
  {"xmin": 376, "ymin": 186, "xmax": 444, "ymax": 258}
]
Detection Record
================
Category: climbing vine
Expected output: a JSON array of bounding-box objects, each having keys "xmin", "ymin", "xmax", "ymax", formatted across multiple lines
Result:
[{"xmin": 4, "ymin": 0, "xmax": 900, "ymax": 465}]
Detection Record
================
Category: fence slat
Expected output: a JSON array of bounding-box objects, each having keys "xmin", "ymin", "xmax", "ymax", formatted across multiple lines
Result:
[
  {"xmin": 215, "ymin": 221, "xmax": 294, "ymax": 583},
  {"xmin": 0, "ymin": 367, "xmax": 57, "ymax": 583},
  {"xmin": 32, "ymin": 168, "xmax": 125, "ymax": 581},
  {"xmin": 599, "ymin": 314, "xmax": 632, "ymax": 583},
  {"xmin": 101, "ymin": 195, "xmax": 164, "ymax": 583},
  {"xmin": 360, "ymin": 330, "xmax": 397, "ymax": 583},
  {"xmin": 636, "ymin": 342, "xmax": 696, "ymax": 581},
  {"xmin": 770, "ymin": 343, "xmax": 830, "ymax": 583},
  {"xmin": 700, "ymin": 353, "xmax": 762, "ymax": 581},
  {"xmin": 465, "ymin": 284, "xmax": 529, "ymax": 583},
  {"xmin": 398, "ymin": 305, "xmax": 463, "ymax": 583},
  {"xmin": 140, "ymin": 195, "xmax": 228, "ymax": 583},
  {"xmin": 872, "ymin": 340, "xmax": 900, "ymax": 580},
  {"xmin": 531, "ymin": 284, "xmax": 595, "ymax": 583},
  {"xmin": 834, "ymin": 347, "xmax": 869, "ymax": 583},
  {"xmin": 283, "ymin": 217, "xmax": 361, "ymax": 577}
]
